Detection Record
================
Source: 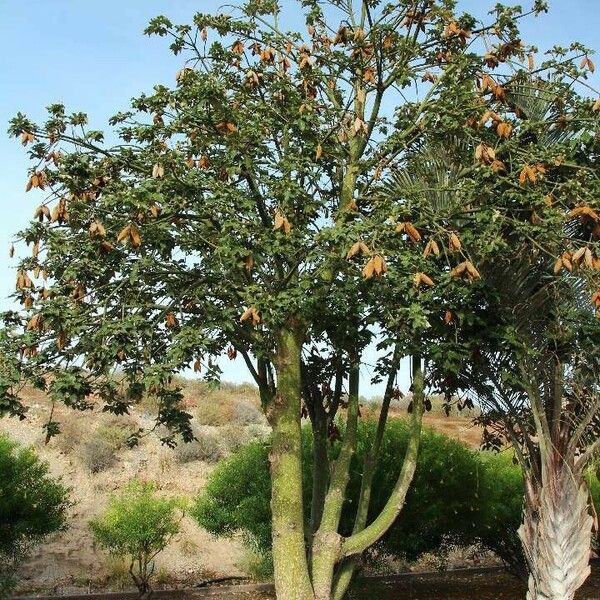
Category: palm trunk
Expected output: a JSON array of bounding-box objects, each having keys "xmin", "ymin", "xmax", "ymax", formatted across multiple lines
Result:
[
  {"xmin": 518, "ymin": 458, "xmax": 593, "ymax": 600},
  {"xmin": 269, "ymin": 326, "xmax": 314, "ymax": 600}
]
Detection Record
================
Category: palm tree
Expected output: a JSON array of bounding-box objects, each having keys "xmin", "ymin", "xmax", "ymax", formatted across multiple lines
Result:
[
  {"xmin": 466, "ymin": 252, "xmax": 598, "ymax": 600},
  {"xmin": 380, "ymin": 75, "xmax": 600, "ymax": 599}
]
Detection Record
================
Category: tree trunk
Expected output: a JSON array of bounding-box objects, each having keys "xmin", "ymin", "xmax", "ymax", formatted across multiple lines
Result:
[
  {"xmin": 331, "ymin": 348, "xmax": 400, "ymax": 600},
  {"xmin": 310, "ymin": 409, "xmax": 329, "ymax": 536},
  {"xmin": 311, "ymin": 362, "xmax": 360, "ymax": 600},
  {"xmin": 340, "ymin": 359, "xmax": 423, "ymax": 560},
  {"xmin": 269, "ymin": 326, "xmax": 314, "ymax": 600},
  {"xmin": 268, "ymin": 343, "xmax": 424, "ymax": 600},
  {"xmin": 518, "ymin": 459, "xmax": 593, "ymax": 600},
  {"xmin": 331, "ymin": 357, "xmax": 424, "ymax": 600}
]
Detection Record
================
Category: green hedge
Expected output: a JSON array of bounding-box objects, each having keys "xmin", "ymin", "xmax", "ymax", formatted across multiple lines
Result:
[{"xmin": 194, "ymin": 419, "xmax": 600, "ymax": 575}]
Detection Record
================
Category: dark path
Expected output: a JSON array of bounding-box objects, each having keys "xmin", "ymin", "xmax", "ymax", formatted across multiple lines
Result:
[
  {"xmin": 348, "ymin": 567, "xmax": 599, "ymax": 600},
  {"xmin": 13, "ymin": 565, "xmax": 600, "ymax": 600}
]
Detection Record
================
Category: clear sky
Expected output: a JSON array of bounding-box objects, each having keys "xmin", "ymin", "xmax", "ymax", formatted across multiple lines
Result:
[{"xmin": 1, "ymin": 1, "xmax": 599, "ymax": 395}]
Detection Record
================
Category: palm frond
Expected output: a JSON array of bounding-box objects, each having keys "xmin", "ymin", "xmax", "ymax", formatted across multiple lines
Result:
[{"xmin": 383, "ymin": 137, "xmax": 468, "ymax": 213}]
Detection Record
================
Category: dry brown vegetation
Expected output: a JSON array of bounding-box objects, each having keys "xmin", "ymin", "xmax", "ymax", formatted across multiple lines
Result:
[{"xmin": 362, "ymin": 397, "xmax": 483, "ymax": 449}]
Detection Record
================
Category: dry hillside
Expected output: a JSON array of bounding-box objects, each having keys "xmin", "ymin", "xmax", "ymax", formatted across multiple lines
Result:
[{"xmin": 1, "ymin": 380, "xmax": 482, "ymax": 595}]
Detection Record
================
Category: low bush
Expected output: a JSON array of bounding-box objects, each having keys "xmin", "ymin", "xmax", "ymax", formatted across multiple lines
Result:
[
  {"xmin": 475, "ymin": 453, "xmax": 600, "ymax": 576},
  {"xmin": 193, "ymin": 420, "xmax": 600, "ymax": 578},
  {"xmin": 232, "ymin": 401, "xmax": 265, "ymax": 425},
  {"xmin": 358, "ymin": 420, "xmax": 479, "ymax": 561},
  {"xmin": 475, "ymin": 451, "xmax": 526, "ymax": 575},
  {"xmin": 194, "ymin": 439, "xmax": 272, "ymax": 551},
  {"xmin": 54, "ymin": 415, "xmax": 85, "ymax": 454},
  {"xmin": 192, "ymin": 381, "xmax": 264, "ymax": 427},
  {"xmin": 79, "ymin": 418, "xmax": 137, "ymax": 473},
  {"xmin": 90, "ymin": 480, "xmax": 182, "ymax": 597},
  {"xmin": 103, "ymin": 556, "xmax": 132, "ymax": 590},
  {"xmin": 56, "ymin": 413, "xmax": 137, "ymax": 457},
  {"xmin": 0, "ymin": 433, "xmax": 70, "ymax": 598},
  {"xmin": 174, "ymin": 429, "xmax": 224, "ymax": 464},
  {"xmin": 95, "ymin": 422, "xmax": 132, "ymax": 448},
  {"xmin": 220, "ymin": 424, "xmax": 262, "ymax": 454},
  {"xmin": 238, "ymin": 548, "xmax": 274, "ymax": 582},
  {"xmin": 80, "ymin": 437, "xmax": 118, "ymax": 473}
]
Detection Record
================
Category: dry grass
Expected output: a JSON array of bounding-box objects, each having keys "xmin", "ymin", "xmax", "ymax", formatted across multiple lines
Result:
[
  {"xmin": 361, "ymin": 395, "xmax": 483, "ymax": 449},
  {"xmin": 188, "ymin": 382, "xmax": 266, "ymax": 428},
  {"xmin": 421, "ymin": 414, "xmax": 483, "ymax": 448},
  {"xmin": 102, "ymin": 556, "xmax": 131, "ymax": 590}
]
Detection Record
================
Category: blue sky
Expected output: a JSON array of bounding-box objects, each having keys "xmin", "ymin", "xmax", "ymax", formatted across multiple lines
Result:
[{"xmin": 1, "ymin": 1, "xmax": 599, "ymax": 395}]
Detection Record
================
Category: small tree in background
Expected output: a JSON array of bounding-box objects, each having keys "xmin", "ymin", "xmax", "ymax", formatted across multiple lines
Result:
[
  {"xmin": 89, "ymin": 480, "xmax": 183, "ymax": 598},
  {"xmin": 0, "ymin": 433, "xmax": 70, "ymax": 598}
]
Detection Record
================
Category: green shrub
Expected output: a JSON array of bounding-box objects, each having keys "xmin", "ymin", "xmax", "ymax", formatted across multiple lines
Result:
[
  {"xmin": 475, "ymin": 451, "xmax": 526, "ymax": 575},
  {"xmin": 0, "ymin": 433, "xmax": 70, "ymax": 598},
  {"xmin": 238, "ymin": 548, "xmax": 274, "ymax": 582},
  {"xmin": 474, "ymin": 452, "xmax": 600, "ymax": 576},
  {"xmin": 193, "ymin": 421, "xmax": 481, "ymax": 567},
  {"xmin": 89, "ymin": 480, "xmax": 182, "ymax": 597},
  {"xmin": 194, "ymin": 440, "xmax": 272, "ymax": 551}
]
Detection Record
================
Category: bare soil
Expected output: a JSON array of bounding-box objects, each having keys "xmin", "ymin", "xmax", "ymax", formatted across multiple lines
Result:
[{"xmin": 12, "ymin": 566, "xmax": 600, "ymax": 599}]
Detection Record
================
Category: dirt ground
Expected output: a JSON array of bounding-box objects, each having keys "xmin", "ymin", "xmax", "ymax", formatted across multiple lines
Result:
[
  {"xmin": 12, "ymin": 566, "xmax": 600, "ymax": 599},
  {"xmin": 346, "ymin": 567, "xmax": 600, "ymax": 600}
]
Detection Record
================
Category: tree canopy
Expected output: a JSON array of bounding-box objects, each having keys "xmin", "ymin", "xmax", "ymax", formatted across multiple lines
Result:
[{"xmin": 1, "ymin": 0, "xmax": 569, "ymax": 437}]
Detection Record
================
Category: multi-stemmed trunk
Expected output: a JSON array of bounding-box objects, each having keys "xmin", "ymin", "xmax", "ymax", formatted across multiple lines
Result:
[
  {"xmin": 268, "ymin": 330, "xmax": 424, "ymax": 600},
  {"xmin": 311, "ymin": 361, "xmax": 361, "ymax": 600},
  {"xmin": 331, "ymin": 347, "xmax": 404, "ymax": 600},
  {"xmin": 518, "ymin": 455, "xmax": 594, "ymax": 600}
]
